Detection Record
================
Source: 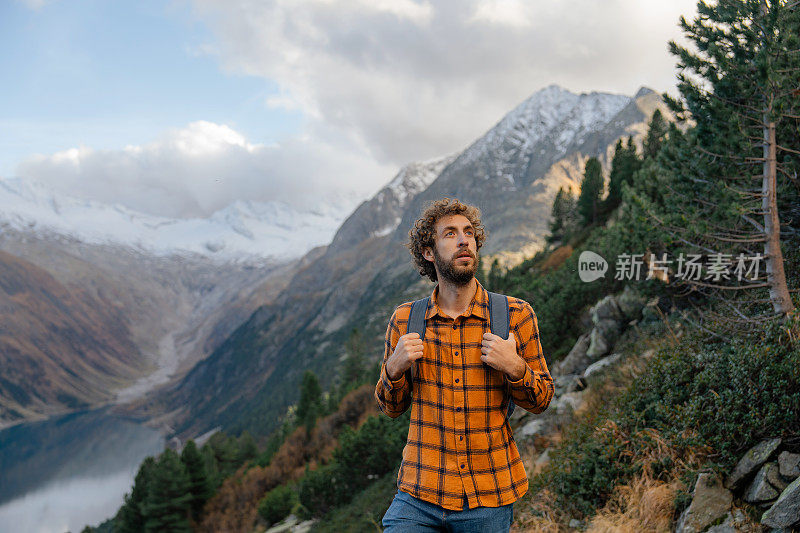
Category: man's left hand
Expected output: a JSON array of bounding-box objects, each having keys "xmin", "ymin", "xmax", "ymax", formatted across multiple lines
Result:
[{"xmin": 481, "ymin": 332, "xmax": 526, "ymax": 381}]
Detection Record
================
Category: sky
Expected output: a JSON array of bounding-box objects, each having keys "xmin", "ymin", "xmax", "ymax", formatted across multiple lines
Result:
[{"xmin": 1, "ymin": 0, "xmax": 699, "ymax": 219}]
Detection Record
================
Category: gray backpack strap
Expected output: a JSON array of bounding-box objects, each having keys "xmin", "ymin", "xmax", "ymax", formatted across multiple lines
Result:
[
  {"xmin": 488, "ymin": 291, "xmax": 516, "ymax": 421},
  {"xmin": 487, "ymin": 291, "xmax": 509, "ymax": 340},
  {"xmin": 407, "ymin": 297, "xmax": 430, "ymax": 340},
  {"xmin": 406, "ymin": 297, "xmax": 430, "ymax": 382}
]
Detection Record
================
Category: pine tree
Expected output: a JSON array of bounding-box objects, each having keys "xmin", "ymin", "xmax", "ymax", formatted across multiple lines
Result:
[
  {"xmin": 645, "ymin": 0, "xmax": 799, "ymax": 336},
  {"xmin": 180, "ymin": 440, "xmax": 213, "ymax": 523},
  {"xmin": 487, "ymin": 258, "xmax": 503, "ymax": 292},
  {"xmin": 339, "ymin": 328, "xmax": 366, "ymax": 398},
  {"xmin": 296, "ymin": 370, "xmax": 323, "ymax": 434},
  {"xmin": 547, "ymin": 187, "xmax": 569, "ymax": 245},
  {"xmin": 606, "ymin": 138, "xmax": 643, "ymax": 211},
  {"xmin": 237, "ymin": 431, "xmax": 258, "ymax": 464},
  {"xmin": 643, "ymin": 109, "xmax": 668, "ymax": 159},
  {"xmin": 143, "ymin": 449, "xmax": 193, "ymax": 533},
  {"xmin": 115, "ymin": 456, "xmax": 156, "ymax": 533},
  {"xmin": 577, "ymin": 157, "xmax": 605, "ymax": 225}
]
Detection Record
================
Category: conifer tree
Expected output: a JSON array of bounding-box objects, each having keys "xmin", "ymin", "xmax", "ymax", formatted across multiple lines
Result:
[
  {"xmin": 643, "ymin": 109, "xmax": 669, "ymax": 159},
  {"xmin": 644, "ymin": 0, "xmax": 799, "ymax": 336},
  {"xmin": 577, "ymin": 157, "xmax": 605, "ymax": 225},
  {"xmin": 606, "ymin": 138, "xmax": 642, "ymax": 210},
  {"xmin": 296, "ymin": 370, "xmax": 323, "ymax": 434},
  {"xmin": 180, "ymin": 440, "xmax": 213, "ymax": 523},
  {"xmin": 339, "ymin": 327, "xmax": 366, "ymax": 398},
  {"xmin": 115, "ymin": 456, "xmax": 156, "ymax": 533},
  {"xmin": 547, "ymin": 187, "xmax": 570, "ymax": 245},
  {"xmin": 237, "ymin": 431, "xmax": 258, "ymax": 464},
  {"xmin": 143, "ymin": 449, "xmax": 193, "ymax": 533}
]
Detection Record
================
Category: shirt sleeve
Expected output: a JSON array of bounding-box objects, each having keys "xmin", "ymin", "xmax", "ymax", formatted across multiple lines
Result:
[
  {"xmin": 375, "ymin": 307, "xmax": 413, "ymax": 418},
  {"xmin": 505, "ymin": 301, "xmax": 555, "ymax": 414}
]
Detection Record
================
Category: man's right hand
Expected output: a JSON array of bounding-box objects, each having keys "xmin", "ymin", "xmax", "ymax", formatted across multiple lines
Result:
[{"xmin": 386, "ymin": 333, "xmax": 424, "ymax": 381}]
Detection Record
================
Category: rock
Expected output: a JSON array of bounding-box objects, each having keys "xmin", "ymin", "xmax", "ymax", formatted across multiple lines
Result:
[
  {"xmin": 586, "ymin": 326, "xmax": 612, "ymax": 359},
  {"xmin": 534, "ymin": 448, "xmax": 551, "ymax": 469},
  {"xmin": 518, "ymin": 419, "xmax": 547, "ymax": 439},
  {"xmin": 565, "ymin": 375, "xmax": 587, "ymax": 393},
  {"xmin": 591, "ymin": 295, "xmax": 625, "ymax": 323},
  {"xmin": 745, "ymin": 463, "xmax": 782, "ymax": 503},
  {"xmin": 555, "ymin": 392, "xmax": 586, "ymax": 416},
  {"xmin": 706, "ymin": 509, "xmax": 748, "ymax": 533},
  {"xmin": 553, "ymin": 333, "xmax": 591, "ymax": 375},
  {"xmin": 568, "ymin": 518, "xmax": 584, "ymax": 530},
  {"xmin": 582, "ymin": 353, "xmax": 621, "ymax": 379},
  {"xmin": 616, "ymin": 285, "xmax": 647, "ymax": 321},
  {"xmin": 767, "ymin": 462, "xmax": 790, "ymax": 492},
  {"xmin": 641, "ymin": 297, "xmax": 662, "ymax": 323},
  {"xmin": 726, "ymin": 438, "xmax": 782, "ymax": 490},
  {"xmin": 761, "ymin": 476, "xmax": 800, "ymax": 529},
  {"xmin": 676, "ymin": 472, "xmax": 732, "ymax": 533},
  {"xmin": 778, "ymin": 451, "xmax": 800, "ymax": 480}
]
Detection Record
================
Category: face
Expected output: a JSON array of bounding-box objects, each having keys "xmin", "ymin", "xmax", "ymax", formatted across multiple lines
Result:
[{"xmin": 424, "ymin": 214, "xmax": 478, "ymax": 286}]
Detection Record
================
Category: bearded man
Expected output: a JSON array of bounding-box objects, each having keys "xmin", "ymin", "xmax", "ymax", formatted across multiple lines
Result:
[{"xmin": 375, "ymin": 197, "xmax": 555, "ymax": 532}]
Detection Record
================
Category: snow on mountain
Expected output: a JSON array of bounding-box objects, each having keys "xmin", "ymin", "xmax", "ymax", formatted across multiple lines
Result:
[
  {"xmin": 0, "ymin": 177, "xmax": 352, "ymax": 261},
  {"xmin": 455, "ymin": 84, "xmax": 631, "ymax": 186}
]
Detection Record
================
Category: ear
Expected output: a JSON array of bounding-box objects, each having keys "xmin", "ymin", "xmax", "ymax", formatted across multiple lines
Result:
[{"xmin": 422, "ymin": 247, "xmax": 434, "ymax": 262}]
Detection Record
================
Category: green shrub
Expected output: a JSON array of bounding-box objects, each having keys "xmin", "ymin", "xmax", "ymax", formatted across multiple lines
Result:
[
  {"xmin": 298, "ymin": 412, "xmax": 410, "ymax": 517},
  {"xmin": 536, "ymin": 313, "xmax": 800, "ymax": 519},
  {"xmin": 258, "ymin": 485, "xmax": 297, "ymax": 526}
]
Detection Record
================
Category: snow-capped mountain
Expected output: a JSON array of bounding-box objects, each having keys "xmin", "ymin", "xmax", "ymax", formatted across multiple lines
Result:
[{"xmin": 0, "ymin": 177, "xmax": 352, "ymax": 262}]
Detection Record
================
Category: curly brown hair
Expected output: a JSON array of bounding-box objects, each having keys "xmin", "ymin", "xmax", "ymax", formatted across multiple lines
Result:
[{"xmin": 406, "ymin": 198, "xmax": 487, "ymax": 282}]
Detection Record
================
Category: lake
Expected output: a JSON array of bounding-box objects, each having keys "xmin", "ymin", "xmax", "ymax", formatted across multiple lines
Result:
[{"xmin": 0, "ymin": 408, "xmax": 164, "ymax": 533}]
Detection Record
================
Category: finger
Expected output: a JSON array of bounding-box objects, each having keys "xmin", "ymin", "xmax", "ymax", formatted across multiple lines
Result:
[
  {"xmin": 405, "ymin": 332, "xmax": 420, "ymax": 339},
  {"xmin": 481, "ymin": 345, "xmax": 489, "ymax": 354},
  {"xmin": 482, "ymin": 332, "xmax": 496, "ymax": 340},
  {"xmin": 408, "ymin": 352, "xmax": 424, "ymax": 361}
]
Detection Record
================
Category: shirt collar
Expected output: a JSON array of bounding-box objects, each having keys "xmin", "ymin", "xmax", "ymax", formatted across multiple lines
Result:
[{"xmin": 427, "ymin": 278, "xmax": 489, "ymax": 321}]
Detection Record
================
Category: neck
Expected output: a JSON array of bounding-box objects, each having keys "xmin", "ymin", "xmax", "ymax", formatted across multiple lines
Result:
[{"xmin": 436, "ymin": 277, "xmax": 477, "ymax": 319}]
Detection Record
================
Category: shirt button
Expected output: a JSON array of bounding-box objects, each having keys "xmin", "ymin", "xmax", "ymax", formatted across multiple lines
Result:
[
  {"xmin": 452, "ymin": 324, "xmax": 458, "ymax": 330},
  {"xmin": 455, "ymin": 378, "xmax": 459, "ymax": 383},
  {"xmin": 460, "ymin": 464, "xmax": 465, "ymax": 469},
  {"xmin": 455, "ymin": 351, "xmax": 459, "ymax": 356},
  {"xmin": 459, "ymin": 436, "xmax": 464, "ymax": 441},
  {"xmin": 525, "ymin": 382, "xmax": 530, "ymax": 386},
  {"xmin": 456, "ymin": 407, "xmax": 462, "ymax": 412}
]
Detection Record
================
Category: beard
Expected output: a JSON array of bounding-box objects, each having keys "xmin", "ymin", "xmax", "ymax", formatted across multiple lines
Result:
[{"xmin": 433, "ymin": 247, "xmax": 477, "ymax": 286}]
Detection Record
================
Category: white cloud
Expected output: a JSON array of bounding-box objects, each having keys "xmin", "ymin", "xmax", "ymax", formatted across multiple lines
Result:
[
  {"xmin": 189, "ymin": 0, "xmax": 698, "ymax": 166},
  {"xmin": 17, "ymin": 121, "xmax": 393, "ymax": 219}
]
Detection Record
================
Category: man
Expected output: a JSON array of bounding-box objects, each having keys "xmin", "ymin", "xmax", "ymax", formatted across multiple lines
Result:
[{"xmin": 375, "ymin": 198, "xmax": 555, "ymax": 532}]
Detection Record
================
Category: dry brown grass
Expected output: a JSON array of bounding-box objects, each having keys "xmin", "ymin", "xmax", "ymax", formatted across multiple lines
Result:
[
  {"xmin": 585, "ymin": 428, "xmax": 709, "ymax": 533},
  {"xmin": 511, "ymin": 488, "xmax": 566, "ymax": 533},
  {"xmin": 539, "ymin": 245, "xmax": 573, "ymax": 273}
]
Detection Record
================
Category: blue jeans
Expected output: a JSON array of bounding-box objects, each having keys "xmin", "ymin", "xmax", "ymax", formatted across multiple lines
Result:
[{"xmin": 381, "ymin": 489, "xmax": 514, "ymax": 532}]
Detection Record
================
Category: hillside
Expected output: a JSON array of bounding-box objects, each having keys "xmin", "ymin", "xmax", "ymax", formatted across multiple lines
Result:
[{"xmin": 138, "ymin": 85, "xmax": 672, "ymax": 440}]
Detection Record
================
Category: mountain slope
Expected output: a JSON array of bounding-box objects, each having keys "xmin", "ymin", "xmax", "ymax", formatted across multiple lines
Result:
[{"xmin": 141, "ymin": 85, "xmax": 671, "ymax": 439}]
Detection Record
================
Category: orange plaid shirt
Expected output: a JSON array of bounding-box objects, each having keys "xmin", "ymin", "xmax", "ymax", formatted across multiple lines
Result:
[{"xmin": 375, "ymin": 280, "xmax": 554, "ymax": 511}]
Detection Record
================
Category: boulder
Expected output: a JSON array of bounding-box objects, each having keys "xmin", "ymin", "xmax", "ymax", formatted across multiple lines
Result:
[
  {"xmin": 676, "ymin": 472, "xmax": 733, "ymax": 533},
  {"xmin": 518, "ymin": 419, "xmax": 547, "ymax": 439},
  {"xmin": 582, "ymin": 353, "xmax": 621, "ymax": 379},
  {"xmin": 586, "ymin": 324, "xmax": 615, "ymax": 359},
  {"xmin": 726, "ymin": 438, "xmax": 782, "ymax": 490},
  {"xmin": 744, "ymin": 463, "xmax": 783, "ymax": 503},
  {"xmin": 553, "ymin": 333, "xmax": 591, "ymax": 375},
  {"xmin": 555, "ymin": 392, "xmax": 586, "ymax": 416},
  {"xmin": 616, "ymin": 285, "xmax": 647, "ymax": 321},
  {"xmin": 778, "ymin": 451, "xmax": 800, "ymax": 480},
  {"xmin": 706, "ymin": 509, "xmax": 748, "ymax": 533},
  {"xmin": 591, "ymin": 295, "xmax": 625, "ymax": 323},
  {"xmin": 761, "ymin": 476, "xmax": 800, "ymax": 529}
]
